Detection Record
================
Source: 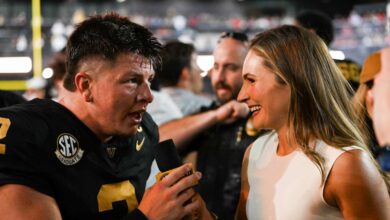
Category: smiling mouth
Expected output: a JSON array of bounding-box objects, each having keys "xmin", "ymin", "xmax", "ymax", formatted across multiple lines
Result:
[{"xmin": 249, "ymin": 105, "xmax": 261, "ymax": 116}]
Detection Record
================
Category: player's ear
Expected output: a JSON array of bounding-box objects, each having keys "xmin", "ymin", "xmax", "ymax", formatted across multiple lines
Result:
[{"xmin": 75, "ymin": 72, "xmax": 93, "ymax": 102}]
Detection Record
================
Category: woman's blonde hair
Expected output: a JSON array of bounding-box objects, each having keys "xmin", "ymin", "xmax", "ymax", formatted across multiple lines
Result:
[
  {"xmin": 250, "ymin": 25, "xmax": 388, "ymax": 190},
  {"xmin": 352, "ymin": 84, "xmax": 371, "ymax": 145}
]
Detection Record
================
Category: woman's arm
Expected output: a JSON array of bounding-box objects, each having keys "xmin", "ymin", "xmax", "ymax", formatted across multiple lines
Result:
[{"xmin": 323, "ymin": 149, "xmax": 390, "ymax": 219}]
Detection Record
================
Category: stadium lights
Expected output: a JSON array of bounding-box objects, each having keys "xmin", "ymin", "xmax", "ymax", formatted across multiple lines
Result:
[
  {"xmin": 42, "ymin": 67, "xmax": 54, "ymax": 79},
  {"xmin": 329, "ymin": 50, "xmax": 345, "ymax": 60},
  {"xmin": 0, "ymin": 57, "xmax": 32, "ymax": 74}
]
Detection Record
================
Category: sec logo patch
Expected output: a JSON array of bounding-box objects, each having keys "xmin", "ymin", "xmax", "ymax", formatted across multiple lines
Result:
[{"xmin": 55, "ymin": 133, "xmax": 84, "ymax": 165}]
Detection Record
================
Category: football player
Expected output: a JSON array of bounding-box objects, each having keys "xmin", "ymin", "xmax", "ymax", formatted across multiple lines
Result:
[{"xmin": 0, "ymin": 13, "xmax": 213, "ymax": 220}]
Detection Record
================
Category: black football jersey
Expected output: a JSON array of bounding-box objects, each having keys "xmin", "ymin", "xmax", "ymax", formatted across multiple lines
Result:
[{"xmin": 0, "ymin": 99, "xmax": 158, "ymax": 219}]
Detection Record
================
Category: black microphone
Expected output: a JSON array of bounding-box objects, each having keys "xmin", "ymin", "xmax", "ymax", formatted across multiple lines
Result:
[
  {"xmin": 153, "ymin": 139, "xmax": 201, "ymax": 220},
  {"xmin": 153, "ymin": 139, "xmax": 195, "ymax": 182}
]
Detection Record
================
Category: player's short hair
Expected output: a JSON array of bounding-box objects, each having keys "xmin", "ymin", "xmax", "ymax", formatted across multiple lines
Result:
[{"xmin": 64, "ymin": 12, "xmax": 162, "ymax": 91}]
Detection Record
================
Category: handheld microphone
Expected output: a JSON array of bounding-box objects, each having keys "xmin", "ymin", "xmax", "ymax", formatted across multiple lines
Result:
[
  {"xmin": 153, "ymin": 139, "xmax": 202, "ymax": 220},
  {"xmin": 153, "ymin": 139, "xmax": 196, "ymax": 183}
]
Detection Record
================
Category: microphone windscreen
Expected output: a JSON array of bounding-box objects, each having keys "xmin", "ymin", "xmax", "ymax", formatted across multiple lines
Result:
[{"xmin": 153, "ymin": 139, "xmax": 182, "ymax": 172}]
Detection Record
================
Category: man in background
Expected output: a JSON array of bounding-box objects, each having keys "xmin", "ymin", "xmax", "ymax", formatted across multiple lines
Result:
[{"xmin": 160, "ymin": 32, "xmax": 263, "ymax": 220}]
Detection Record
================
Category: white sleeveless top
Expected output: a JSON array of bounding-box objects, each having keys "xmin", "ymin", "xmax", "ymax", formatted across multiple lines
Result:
[{"xmin": 246, "ymin": 131, "xmax": 357, "ymax": 220}]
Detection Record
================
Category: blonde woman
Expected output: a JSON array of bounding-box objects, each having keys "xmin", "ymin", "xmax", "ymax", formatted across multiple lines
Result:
[{"xmin": 236, "ymin": 25, "xmax": 389, "ymax": 220}]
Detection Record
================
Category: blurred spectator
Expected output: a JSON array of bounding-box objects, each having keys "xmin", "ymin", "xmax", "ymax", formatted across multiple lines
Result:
[
  {"xmin": 295, "ymin": 10, "xmax": 361, "ymax": 91},
  {"xmin": 147, "ymin": 88, "xmax": 183, "ymax": 126},
  {"xmin": 158, "ymin": 41, "xmax": 212, "ymax": 116},
  {"xmin": 295, "ymin": 10, "xmax": 334, "ymax": 46},
  {"xmin": 47, "ymin": 48, "xmax": 67, "ymax": 101},
  {"xmin": 335, "ymin": 59, "xmax": 361, "ymax": 92},
  {"xmin": 23, "ymin": 77, "xmax": 47, "ymax": 100},
  {"xmin": 372, "ymin": 47, "xmax": 390, "ymax": 147},
  {"xmin": 372, "ymin": 47, "xmax": 390, "ymax": 177},
  {"xmin": 353, "ymin": 51, "xmax": 381, "ymax": 155},
  {"xmin": 361, "ymin": 48, "xmax": 390, "ymax": 172}
]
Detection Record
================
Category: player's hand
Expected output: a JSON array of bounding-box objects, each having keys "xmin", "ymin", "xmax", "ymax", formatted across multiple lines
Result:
[{"xmin": 138, "ymin": 164, "xmax": 202, "ymax": 220}]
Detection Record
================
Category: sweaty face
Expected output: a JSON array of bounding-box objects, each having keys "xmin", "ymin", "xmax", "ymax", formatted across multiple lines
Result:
[
  {"xmin": 238, "ymin": 50, "xmax": 290, "ymax": 131},
  {"xmin": 88, "ymin": 53, "xmax": 154, "ymax": 138},
  {"xmin": 211, "ymin": 38, "xmax": 247, "ymax": 104}
]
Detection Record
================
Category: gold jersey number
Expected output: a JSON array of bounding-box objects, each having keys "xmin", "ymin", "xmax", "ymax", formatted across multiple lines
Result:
[{"xmin": 97, "ymin": 180, "xmax": 139, "ymax": 213}]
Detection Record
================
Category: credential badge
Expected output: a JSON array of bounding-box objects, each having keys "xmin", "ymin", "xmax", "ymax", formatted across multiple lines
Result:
[{"xmin": 55, "ymin": 133, "xmax": 84, "ymax": 165}]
